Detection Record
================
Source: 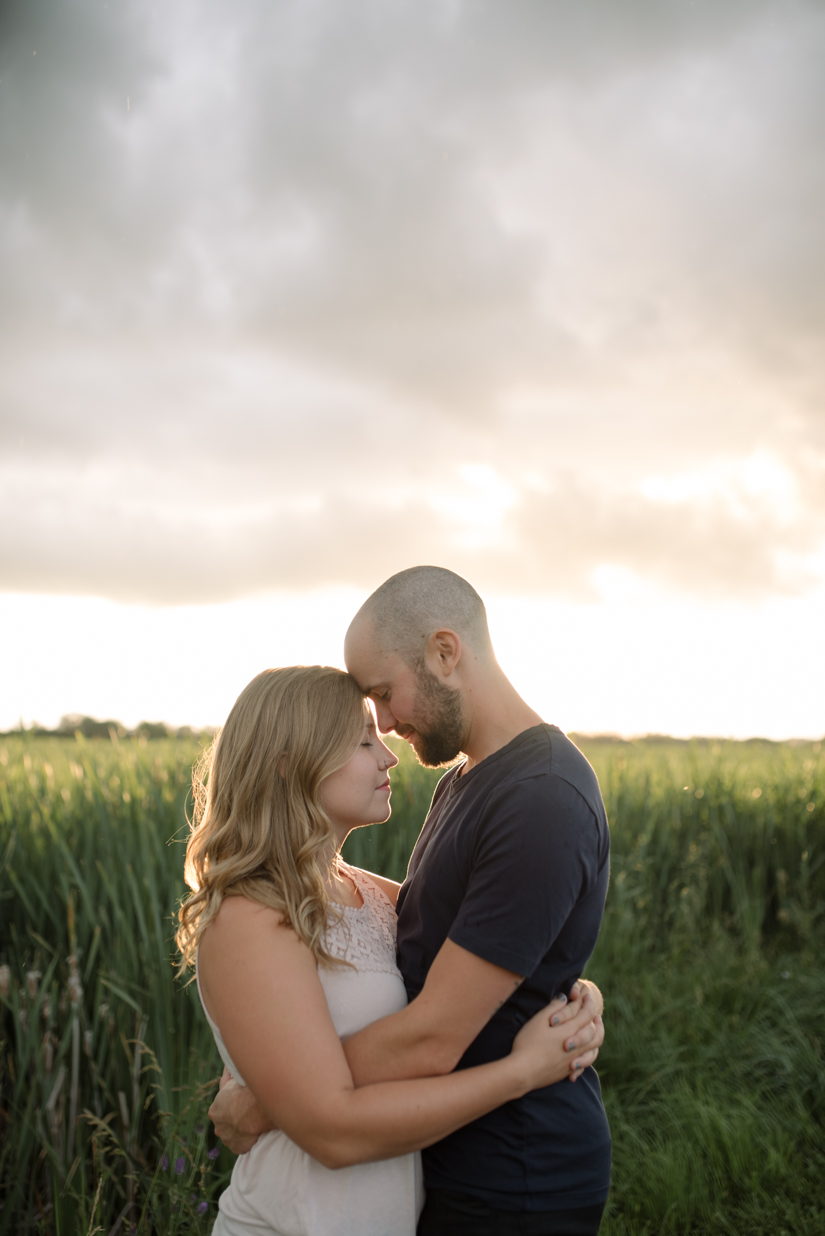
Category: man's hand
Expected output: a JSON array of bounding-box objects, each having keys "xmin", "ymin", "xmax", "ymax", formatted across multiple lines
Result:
[{"xmin": 208, "ymin": 1067, "xmax": 274, "ymax": 1154}]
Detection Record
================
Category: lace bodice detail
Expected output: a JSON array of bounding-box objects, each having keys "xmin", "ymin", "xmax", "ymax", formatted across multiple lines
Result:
[{"xmin": 324, "ymin": 864, "xmax": 401, "ymax": 978}]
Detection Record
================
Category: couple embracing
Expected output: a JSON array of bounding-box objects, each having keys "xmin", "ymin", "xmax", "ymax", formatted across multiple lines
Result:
[{"xmin": 177, "ymin": 566, "xmax": 611, "ymax": 1236}]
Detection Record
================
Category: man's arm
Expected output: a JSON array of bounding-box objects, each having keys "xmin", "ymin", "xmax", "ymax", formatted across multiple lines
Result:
[
  {"xmin": 208, "ymin": 953, "xmax": 602, "ymax": 1151},
  {"xmin": 343, "ymin": 939, "xmax": 602, "ymax": 1085},
  {"xmin": 209, "ymin": 941, "xmax": 522, "ymax": 1146},
  {"xmin": 345, "ymin": 938, "xmax": 522, "ymax": 1083}
]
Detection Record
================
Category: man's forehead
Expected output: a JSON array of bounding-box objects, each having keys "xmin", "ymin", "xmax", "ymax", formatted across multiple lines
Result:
[{"xmin": 344, "ymin": 620, "xmax": 403, "ymax": 690}]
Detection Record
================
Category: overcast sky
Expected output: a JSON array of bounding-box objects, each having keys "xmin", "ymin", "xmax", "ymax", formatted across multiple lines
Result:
[{"xmin": 1, "ymin": 0, "xmax": 823, "ymax": 734}]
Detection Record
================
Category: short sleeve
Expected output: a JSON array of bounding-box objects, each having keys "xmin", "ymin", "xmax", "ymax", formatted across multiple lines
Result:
[{"xmin": 447, "ymin": 775, "xmax": 603, "ymax": 978}]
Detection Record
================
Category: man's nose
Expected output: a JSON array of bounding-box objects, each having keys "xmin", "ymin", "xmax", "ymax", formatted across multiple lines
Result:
[{"xmin": 373, "ymin": 700, "xmax": 397, "ymax": 734}]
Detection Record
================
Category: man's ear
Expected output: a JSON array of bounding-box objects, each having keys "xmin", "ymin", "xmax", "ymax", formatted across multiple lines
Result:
[{"xmin": 425, "ymin": 629, "xmax": 461, "ymax": 678}]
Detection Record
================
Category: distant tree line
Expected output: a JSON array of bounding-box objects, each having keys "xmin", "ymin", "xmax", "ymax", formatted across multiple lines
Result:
[{"xmin": 0, "ymin": 715, "xmax": 214, "ymax": 740}]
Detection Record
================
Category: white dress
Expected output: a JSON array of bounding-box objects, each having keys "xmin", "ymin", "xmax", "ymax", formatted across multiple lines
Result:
[{"xmin": 198, "ymin": 865, "xmax": 424, "ymax": 1236}]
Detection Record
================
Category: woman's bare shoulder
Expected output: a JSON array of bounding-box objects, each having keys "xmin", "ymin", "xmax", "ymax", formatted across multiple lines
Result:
[
  {"xmin": 199, "ymin": 894, "xmax": 313, "ymax": 995},
  {"xmin": 212, "ymin": 894, "xmax": 286, "ymax": 930},
  {"xmin": 200, "ymin": 894, "xmax": 292, "ymax": 962}
]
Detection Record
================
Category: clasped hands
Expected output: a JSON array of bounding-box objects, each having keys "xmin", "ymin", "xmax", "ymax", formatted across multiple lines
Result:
[{"xmin": 208, "ymin": 980, "xmax": 604, "ymax": 1156}]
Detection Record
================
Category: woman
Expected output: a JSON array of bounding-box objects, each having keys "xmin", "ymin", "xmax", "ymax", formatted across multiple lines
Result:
[{"xmin": 177, "ymin": 666, "xmax": 602, "ymax": 1236}]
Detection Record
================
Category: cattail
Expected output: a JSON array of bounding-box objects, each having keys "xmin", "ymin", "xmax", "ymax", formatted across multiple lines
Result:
[
  {"xmin": 46, "ymin": 1065, "xmax": 66, "ymax": 1147},
  {"xmin": 67, "ymin": 955, "xmax": 82, "ymax": 1007},
  {"xmin": 84, "ymin": 1029, "xmax": 94, "ymax": 1057},
  {"xmin": 0, "ymin": 964, "xmax": 10, "ymax": 998},
  {"xmin": 68, "ymin": 1012, "xmax": 80, "ymax": 1160},
  {"xmin": 26, "ymin": 970, "xmax": 41, "ymax": 999}
]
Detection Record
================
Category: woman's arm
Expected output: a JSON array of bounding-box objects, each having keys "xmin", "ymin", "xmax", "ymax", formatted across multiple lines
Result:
[{"xmin": 198, "ymin": 898, "xmax": 602, "ymax": 1170}]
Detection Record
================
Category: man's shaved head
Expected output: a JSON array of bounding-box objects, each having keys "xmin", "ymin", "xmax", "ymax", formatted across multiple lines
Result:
[{"xmin": 350, "ymin": 565, "xmax": 492, "ymax": 664}]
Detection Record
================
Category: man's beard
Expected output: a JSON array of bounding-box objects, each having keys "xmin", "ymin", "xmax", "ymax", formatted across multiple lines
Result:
[{"xmin": 405, "ymin": 660, "xmax": 465, "ymax": 769}]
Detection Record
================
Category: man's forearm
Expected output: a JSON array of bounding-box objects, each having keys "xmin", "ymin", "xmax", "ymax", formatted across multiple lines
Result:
[
  {"xmin": 345, "ymin": 940, "xmax": 530, "ymax": 1085},
  {"xmin": 343, "ymin": 997, "xmax": 459, "ymax": 1086}
]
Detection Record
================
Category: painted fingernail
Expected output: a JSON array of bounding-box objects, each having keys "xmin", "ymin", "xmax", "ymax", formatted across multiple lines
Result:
[
  {"xmin": 567, "ymin": 1041, "xmax": 576, "ymax": 1051},
  {"xmin": 552, "ymin": 1016, "xmax": 559, "ymax": 1025}
]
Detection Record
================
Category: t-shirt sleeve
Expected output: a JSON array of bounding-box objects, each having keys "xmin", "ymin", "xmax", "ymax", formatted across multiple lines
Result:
[{"xmin": 447, "ymin": 775, "xmax": 603, "ymax": 978}]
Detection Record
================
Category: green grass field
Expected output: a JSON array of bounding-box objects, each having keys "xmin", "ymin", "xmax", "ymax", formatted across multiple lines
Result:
[{"xmin": 1, "ymin": 731, "xmax": 823, "ymax": 1234}]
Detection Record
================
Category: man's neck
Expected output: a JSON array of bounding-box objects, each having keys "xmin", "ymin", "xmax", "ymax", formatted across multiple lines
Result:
[{"xmin": 459, "ymin": 677, "xmax": 544, "ymax": 774}]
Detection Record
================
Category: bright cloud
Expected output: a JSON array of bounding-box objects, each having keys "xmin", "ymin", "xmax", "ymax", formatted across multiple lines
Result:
[{"xmin": 1, "ymin": 0, "xmax": 824, "ymax": 610}]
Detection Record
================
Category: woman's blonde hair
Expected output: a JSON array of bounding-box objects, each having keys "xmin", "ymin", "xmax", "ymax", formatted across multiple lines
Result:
[{"xmin": 176, "ymin": 665, "xmax": 368, "ymax": 970}]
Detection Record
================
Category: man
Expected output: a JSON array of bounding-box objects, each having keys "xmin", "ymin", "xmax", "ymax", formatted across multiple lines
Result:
[{"xmin": 211, "ymin": 566, "xmax": 611, "ymax": 1235}]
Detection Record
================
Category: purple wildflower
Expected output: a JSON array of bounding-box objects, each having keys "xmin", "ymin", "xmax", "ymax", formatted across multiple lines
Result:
[
  {"xmin": 160, "ymin": 1155, "xmax": 168, "ymax": 1171},
  {"xmin": 175, "ymin": 1156, "xmax": 186, "ymax": 1175},
  {"xmin": 197, "ymin": 1202, "xmax": 209, "ymax": 1216},
  {"xmin": 208, "ymin": 1146, "xmax": 220, "ymax": 1160}
]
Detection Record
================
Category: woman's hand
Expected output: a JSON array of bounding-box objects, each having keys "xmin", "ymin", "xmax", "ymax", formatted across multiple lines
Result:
[{"xmin": 510, "ymin": 987, "xmax": 605, "ymax": 1090}]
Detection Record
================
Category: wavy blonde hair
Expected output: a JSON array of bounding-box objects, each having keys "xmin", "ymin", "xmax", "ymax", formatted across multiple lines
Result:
[{"xmin": 176, "ymin": 665, "xmax": 368, "ymax": 971}]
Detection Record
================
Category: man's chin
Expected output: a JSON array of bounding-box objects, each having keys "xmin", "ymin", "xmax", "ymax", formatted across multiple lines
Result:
[{"xmin": 409, "ymin": 732, "xmax": 463, "ymax": 770}]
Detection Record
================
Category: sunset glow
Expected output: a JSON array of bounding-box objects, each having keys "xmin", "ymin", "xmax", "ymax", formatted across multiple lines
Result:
[{"xmin": 1, "ymin": 2, "xmax": 823, "ymax": 740}]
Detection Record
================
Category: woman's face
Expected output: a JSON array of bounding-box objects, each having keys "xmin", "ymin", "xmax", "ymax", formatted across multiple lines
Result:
[{"xmin": 319, "ymin": 715, "xmax": 399, "ymax": 844}]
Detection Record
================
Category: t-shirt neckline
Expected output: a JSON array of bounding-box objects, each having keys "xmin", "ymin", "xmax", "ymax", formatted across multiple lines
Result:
[{"xmin": 447, "ymin": 722, "xmax": 555, "ymax": 796}]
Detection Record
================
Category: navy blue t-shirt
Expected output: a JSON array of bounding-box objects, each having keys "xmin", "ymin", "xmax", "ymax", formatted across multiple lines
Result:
[{"xmin": 395, "ymin": 724, "xmax": 611, "ymax": 1212}]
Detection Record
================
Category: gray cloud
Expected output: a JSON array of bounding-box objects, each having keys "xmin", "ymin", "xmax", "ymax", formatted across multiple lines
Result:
[{"xmin": 1, "ymin": 0, "xmax": 824, "ymax": 602}]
